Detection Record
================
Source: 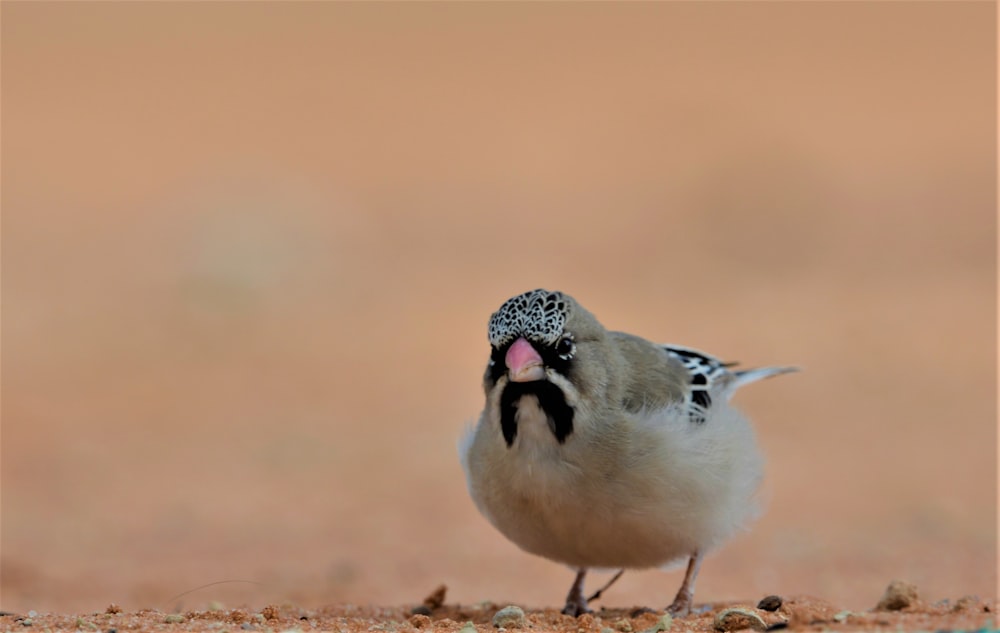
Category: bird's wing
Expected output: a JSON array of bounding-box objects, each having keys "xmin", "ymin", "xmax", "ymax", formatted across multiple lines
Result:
[
  {"xmin": 660, "ymin": 344, "xmax": 732, "ymax": 423},
  {"xmin": 662, "ymin": 343, "xmax": 798, "ymax": 422}
]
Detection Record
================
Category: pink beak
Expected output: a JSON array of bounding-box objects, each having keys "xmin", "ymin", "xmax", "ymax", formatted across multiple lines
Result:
[{"xmin": 506, "ymin": 337, "xmax": 545, "ymax": 382}]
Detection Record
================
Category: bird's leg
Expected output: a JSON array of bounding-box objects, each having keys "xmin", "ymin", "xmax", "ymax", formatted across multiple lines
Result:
[
  {"xmin": 666, "ymin": 551, "xmax": 703, "ymax": 617},
  {"xmin": 561, "ymin": 568, "xmax": 592, "ymax": 616},
  {"xmin": 586, "ymin": 569, "xmax": 626, "ymax": 603}
]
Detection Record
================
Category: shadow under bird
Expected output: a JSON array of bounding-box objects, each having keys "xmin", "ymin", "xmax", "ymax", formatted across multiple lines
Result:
[{"xmin": 460, "ymin": 289, "xmax": 797, "ymax": 617}]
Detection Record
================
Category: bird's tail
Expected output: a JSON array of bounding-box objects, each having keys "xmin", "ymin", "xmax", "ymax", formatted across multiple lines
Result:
[{"xmin": 729, "ymin": 366, "xmax": 799, "ymax": 393}]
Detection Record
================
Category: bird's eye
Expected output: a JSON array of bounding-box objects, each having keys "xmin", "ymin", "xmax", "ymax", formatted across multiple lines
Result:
[{"xmin": 555, "ymin": 336, "xmax": 575, "ymax": 360}]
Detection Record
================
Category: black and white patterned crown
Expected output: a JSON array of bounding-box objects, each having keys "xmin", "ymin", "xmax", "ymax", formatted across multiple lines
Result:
[{"xmin": 488, "ymin": 289, "xmax": 569, "ymax": 348}]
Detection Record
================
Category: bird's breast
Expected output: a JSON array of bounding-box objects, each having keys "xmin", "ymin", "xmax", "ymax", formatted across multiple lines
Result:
[
  {"xmin": 499, "ymin": 379, "xmax": 575, "ymax": 446},
  {"xmin": 470, "ymin": 418, "xmax": 697, "ymax": 568}
]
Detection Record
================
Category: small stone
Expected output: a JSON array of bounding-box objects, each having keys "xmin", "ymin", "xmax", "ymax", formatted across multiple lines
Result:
[
  {"xmin": 953, "ymin": 595, "xmax": 981, "ymax": 612},
  {"xmin": 492, "ymin": 606, "xmax": 527, "ymax": 629},
  {"xmin": 105, "ymin": 605, "xmax": 122, "ymax": 615},
  {"xmin": 20, "ymin": 618, "xmax": 32, "ymax": 627},
  {"xmin": 261, "ymin": 606, "xmax": 280, "ymax": 621},
  {"xmin": 832, "ymin": 611, "xmax": 852, "ymax": 623},
  {"xmin": 459, "ymin": 622, "xmax": 477, "ymax": 633},
  {"xmin": 602, "ymin": 628, "xmax": 616, "ymax": 633},
  {"xmin": 410, "ymin": 605, "xmax": 433, "ymax": 617},
  {"xmin": 27, "ymin": 612, "xmax": 37, "ymax": 618},
  {"xmin": 875, "ymin": 580, "xmax": 919, "ymax": 611},
  {"xmin": 757, "ymin": 596, "xmax": 782, "ymax": 612},
  {"xmin": 613, "ymin": 617, "xmax": 633, "ymax": 632},
  {"xmin": 713, "ymin": 608, "xmax": 767, "ymax": 632},
  {"xmin": 164, "ymin": 614, "xmax": 186, "ymax": 624},
  {"xmin": 639, "ymin": 614, "xmax": 673, "ymax": 633},
  {"xmin": 241, "ymin": 623, "xmax": 255, "ymax": 631},
  {"xmin": 409, "ymin": 614, "xmax": 431, "ymax": 629},
  {"xmin": 422, "ymin": 585, "xmax": 448, "ymax": 610}
]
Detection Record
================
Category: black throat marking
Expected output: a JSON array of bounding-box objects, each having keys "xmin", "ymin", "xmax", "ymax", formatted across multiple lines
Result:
[{"xmin": 499, "ymin": 380, "xmax": 575, "ymax": 447}]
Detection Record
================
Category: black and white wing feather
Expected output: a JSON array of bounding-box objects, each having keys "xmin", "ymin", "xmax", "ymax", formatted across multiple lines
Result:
[{"xmin": 663, "ymin": 344, "xmax": 797, "ymax": 423}]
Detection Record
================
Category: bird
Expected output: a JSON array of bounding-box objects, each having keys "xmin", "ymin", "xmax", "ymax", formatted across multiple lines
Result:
[{"xmin": 459, "ymin": 289, "xmax": 796, "ymax": 617}]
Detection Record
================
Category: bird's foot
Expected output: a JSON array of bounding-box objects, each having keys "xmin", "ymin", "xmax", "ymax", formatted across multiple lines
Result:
[
  {"xmin": 666, "ymin": 551, "xmax": 703, "ymax": 618},
  {"xmin": 666, "ymin": 592, "xmax": 693, "ymax": 618},
  {"xmin": 562, "ymin": 568, "xmax": 593, "ymax": 617},
  {"xmin": 586, "ymin": 569, "xmax": 625, "ymax": 604},
  {"xmin": 560, "ymin": 601, "xmax": 593, "ymax": 617}
]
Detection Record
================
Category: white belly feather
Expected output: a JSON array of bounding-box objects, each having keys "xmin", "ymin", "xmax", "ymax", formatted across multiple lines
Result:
[{"xmin": 460, "ymin": 396, "xmax": 764, "ymax": 569}]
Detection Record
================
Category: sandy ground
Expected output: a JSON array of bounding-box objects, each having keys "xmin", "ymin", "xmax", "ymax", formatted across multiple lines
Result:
[
  {"xmin": 0, "ymin": 589, "xmax": 996, "ymax": 633},
  {"xmin": 2, "ymin": 2, "xmax": 996, "ymax": 629}
]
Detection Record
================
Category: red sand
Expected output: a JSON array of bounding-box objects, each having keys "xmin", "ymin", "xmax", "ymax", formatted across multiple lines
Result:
[{"xmin": 2, "ymin": 2, "xmax": 995, "ymax": 626}]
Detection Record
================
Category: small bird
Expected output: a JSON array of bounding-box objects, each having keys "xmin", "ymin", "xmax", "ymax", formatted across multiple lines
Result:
[{"xmin": 459, "ymin": 289, "xmax": 796, "ymax": 617}]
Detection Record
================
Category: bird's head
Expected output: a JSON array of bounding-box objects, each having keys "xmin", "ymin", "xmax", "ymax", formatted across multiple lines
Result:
[
  {"xmin": 484, "ymin": 289, "xmax": 614, "ymax": 447},
  {"xmin": 486, "ymin": 289, "xmax": 601, "ymax": 384}
]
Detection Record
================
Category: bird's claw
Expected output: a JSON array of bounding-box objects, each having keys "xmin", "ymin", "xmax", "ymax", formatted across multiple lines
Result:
[
  {"xmin": 666, "ymin": 594, "xmax": 692, "ymax": 618},
  {"xmin": 561, "ymin": 602, "xmax": 592, "ymax": 617}
]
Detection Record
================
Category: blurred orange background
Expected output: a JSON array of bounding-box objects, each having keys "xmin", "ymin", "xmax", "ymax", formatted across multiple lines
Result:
[{"xmin": 2, "ymin": 2, "xmax": 995, "ymax": 615}]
